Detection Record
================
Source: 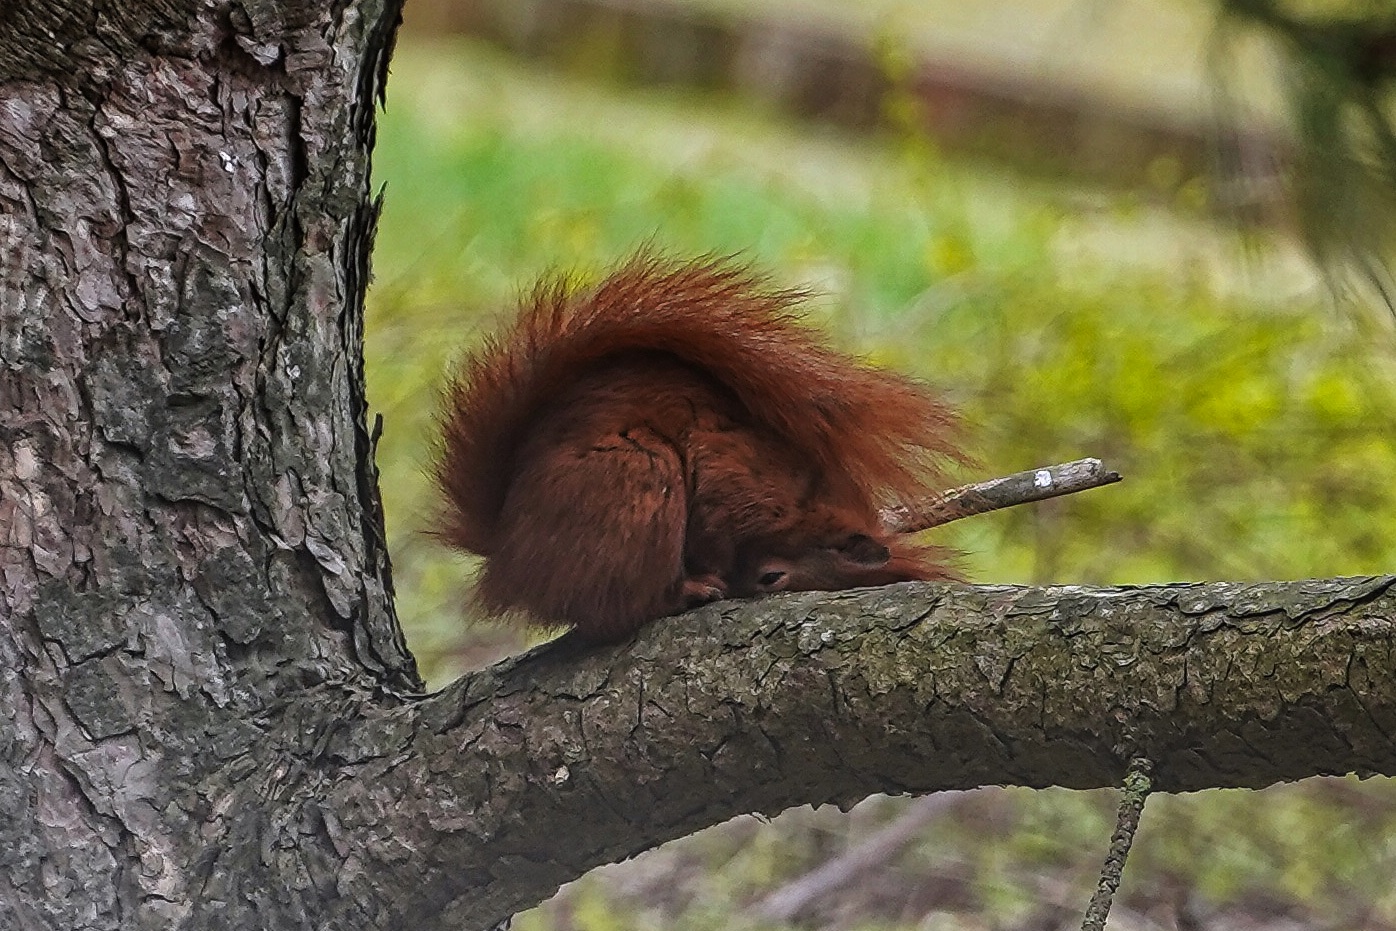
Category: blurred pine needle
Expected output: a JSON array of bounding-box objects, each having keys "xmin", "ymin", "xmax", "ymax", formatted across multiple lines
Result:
[{"xmin": 1220, "ymin": 0, "xmax": 1396, "ymax": 305}]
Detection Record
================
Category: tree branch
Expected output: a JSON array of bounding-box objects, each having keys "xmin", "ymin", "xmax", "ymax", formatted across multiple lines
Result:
[{"xmin": 297, "ymin": 574, "xmax": 1396, "ymax": 930}]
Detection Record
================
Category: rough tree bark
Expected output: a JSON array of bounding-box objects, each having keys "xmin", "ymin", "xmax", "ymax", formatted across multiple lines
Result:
[{"xmin": 1, "ymin": 1, "xmax": 1394, "ymax": 930}]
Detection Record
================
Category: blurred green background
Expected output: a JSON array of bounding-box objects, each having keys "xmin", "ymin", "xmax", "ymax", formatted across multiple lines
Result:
[{"xmin": 366, "ymin": 1, "xmax": 1396, "ymax": 927}]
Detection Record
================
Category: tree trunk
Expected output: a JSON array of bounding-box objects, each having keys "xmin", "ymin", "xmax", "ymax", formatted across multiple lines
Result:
[
  {"xmin": 0, "ymin": 0, "xmax": 418, "ymax": 926},
  {"xmin": 2, "ymin": 2, "xmax": 1395, "ymax": 930}
]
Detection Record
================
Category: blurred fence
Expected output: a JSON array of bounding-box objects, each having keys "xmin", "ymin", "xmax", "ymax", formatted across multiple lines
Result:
[{"xmin": 404, "ymin": 0, "xmax": 1285, "ymax": 215}]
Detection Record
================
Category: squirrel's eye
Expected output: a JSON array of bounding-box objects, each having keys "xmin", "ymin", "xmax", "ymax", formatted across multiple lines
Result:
[{"xmin": 757, "ymin": 570, "xmax": 786, "ymax": 588}]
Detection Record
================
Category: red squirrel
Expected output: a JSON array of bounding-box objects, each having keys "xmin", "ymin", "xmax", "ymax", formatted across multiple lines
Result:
[{"xmin": 435, "ymin": 254, "xmax": 962, "ymax": 642}]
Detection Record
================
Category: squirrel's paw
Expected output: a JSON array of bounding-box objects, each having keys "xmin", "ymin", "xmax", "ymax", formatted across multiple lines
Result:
[{"xmin": 680, "ymin": 574, "xmax": 728, "ymax": 608}]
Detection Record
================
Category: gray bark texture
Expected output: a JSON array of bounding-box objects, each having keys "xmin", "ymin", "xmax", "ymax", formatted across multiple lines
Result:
[{"xmin": 1, "ymin": 1, "xmax": 1394, "ymax": 930}]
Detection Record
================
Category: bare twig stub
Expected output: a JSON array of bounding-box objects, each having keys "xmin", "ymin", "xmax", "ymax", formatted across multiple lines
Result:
[{"xmin": 883, "ymin": 457, "xmax": 1123, "ymax": 534}]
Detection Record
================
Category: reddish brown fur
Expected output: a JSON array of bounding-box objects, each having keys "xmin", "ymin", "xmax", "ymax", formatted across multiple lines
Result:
[{"xmin": 435, "ymin": 254, "xmax": 962, "ymax": 642}]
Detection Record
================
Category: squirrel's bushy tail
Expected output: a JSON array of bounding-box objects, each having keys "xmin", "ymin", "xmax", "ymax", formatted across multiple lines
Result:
[{"xmin": 435, "ymin": 253, "xmax": 960, "ymax": 555}]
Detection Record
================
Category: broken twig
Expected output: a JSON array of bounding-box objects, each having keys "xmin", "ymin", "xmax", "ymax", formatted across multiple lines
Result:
[{"xmin": 884, "ymin": 457, "xmax": 1123, "ymax": 534}]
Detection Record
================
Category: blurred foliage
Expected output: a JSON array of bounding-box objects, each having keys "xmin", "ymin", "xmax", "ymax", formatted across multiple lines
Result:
[
  {"xmin": 367, "ymin": 36, "xmax": 1396, "ymax": 931},
  {"xmin": 512, "ymin": 781, "xmax": 1396, "ymax": 930},
  {"xmin": 1216, "ymin": 0, "xmax": 1396, "ymax": 301}
]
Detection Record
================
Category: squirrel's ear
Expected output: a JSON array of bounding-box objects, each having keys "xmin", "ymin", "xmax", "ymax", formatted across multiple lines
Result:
[{"xmin": 836, "ymin": 534, "xmax": 891, "ymax": 567}]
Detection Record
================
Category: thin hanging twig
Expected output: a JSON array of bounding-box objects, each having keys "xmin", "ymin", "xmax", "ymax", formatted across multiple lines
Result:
[{"xmin": 1080, "ymin": 757, "xmax": 1154, "ymax": 931}]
